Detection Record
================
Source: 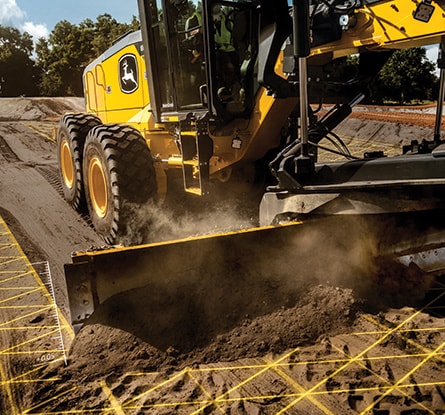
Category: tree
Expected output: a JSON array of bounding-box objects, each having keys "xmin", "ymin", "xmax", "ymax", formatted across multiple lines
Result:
[
  {"xmin": 36, "ymin": 20, "xmax": 95, "ymax": 96},
  {"xmin": 36, "ymin": 15, "xmax": 139, "ymax": 96},
  {"xmin": 91, "ymin": 14, "xmax": 140, "ymax": 57},
  {"xmin": 0, "ymin": 25, "xmax": 39, "ymax": 96},
  {"xmin": 376, "ymin": 48, "xmax": 438, "ymax": 104}
]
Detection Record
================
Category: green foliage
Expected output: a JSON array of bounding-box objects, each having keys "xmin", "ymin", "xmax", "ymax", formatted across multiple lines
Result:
[
  {"xmin": 326, "ymin": 48, "xmax": 439, "ymax": 105},
  {"xmin": 36, "ymin": 14, "xmax": 140, "ymax": 96},
  {"xmin": 0, "ymin": 13, "xmax": 439, "ymax": 101},
  {"xmin": 0, "ymin": 25, "xmax": 39, "ymax": 96},
  {"xmin": 376, "ymin": 48, "xmax": 438, "ymax": 104}
]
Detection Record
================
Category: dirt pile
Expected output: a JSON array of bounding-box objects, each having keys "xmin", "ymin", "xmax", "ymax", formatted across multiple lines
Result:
[
  {"xmin": 0, "ymin": 97, "xmax": 84, "ymax": 121},
  {"xmin": 30, "ymin": 284, "xmax": 362, "ymax": 411}
]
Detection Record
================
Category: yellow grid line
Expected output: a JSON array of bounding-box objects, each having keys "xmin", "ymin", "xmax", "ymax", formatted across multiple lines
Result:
[
  {"xmin": 0, "ymin": 306, "xmax": 54, "ymax": 328},
  {"xmin": 0, "ymin": 210, "xmax": 443, "ymax": 413},
  {"xmin": 360, "ymin": 339, "xmax": 445, "ymax": 414},
  {"xmin": 0, "ymin": 286, "xmax": 49, "ymax": 290},
  {"xmin": 0, "ymin": 215, "xmax": 75, "ymax": 415},
  {"xmin": 2, "ymin": 364, "xmax": 61, "ymax": 386},
  {"xmin": 0, "ymin": 325, "xmax": 63, "ymax": 331},
  {"xmin": 188, "ymin": 348, "xmax": 300, "ymax": 414},
  {"xmin": 21, "ymin": 122, "xmax": 56, "ymax": 142},
  {"xmin": 364, "ymin": 314, "xmax": 445, "ymax": 363},
  {"xmin": 114, "ymin": 381, "xmax": 445, "ymax": 413},
  {"xmin": 100, "ymin": 381, "xmax": 126, "ymax": 415},
  {"xmin": 123, "ymin": 368, "xmax": 190, "ymax": 405},
  {"xmin": 0, "ymin": 287, "xmax": 46, "ymax": 305},
  {"xmin": 187, "ymin": 371, "xmax": 226, "ymax": 415},
  {"xmin": 0, "ymin": 328, "xmax": 61, "ymax": 355},
  {"xmin": 331, "ymin": 342, "xmax": 437, "ymax": 414},
  {"xmin": 53, "ymin": 283, "xmax": 445, "ymax": 414},
  {"xmin": 0, "ymin": 272, "xmax": 35, "ymax": 283},
  {"xmin": 0, "ymin": 216, "xmax": 74, "ymax": 338},
  {"xmin": 266, "ymin": 357, "xmax": 335, "ymax": 415},
  {"xmin": 21, "ymin": 387, "xmax": 79, "ymax": 414},
  {"xmin": 274, "ymin": 290, "xmax": 445, "ymax": 414},
  {"xmin": 1, "ymin": 361, "xmax": 20, "ymax": 415}
]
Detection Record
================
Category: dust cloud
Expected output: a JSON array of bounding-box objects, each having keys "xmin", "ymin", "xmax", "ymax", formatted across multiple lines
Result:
[
  {"xmin": 104, "ymin": 198, "xmax": 439, "ymax": 343},
  {"xmin": 119, "ymin": 198, "xmax": 257, "ymax": 246},
  {"xmin": 88, "ymin": 213, "xmax": 389, "ymax": 349}
]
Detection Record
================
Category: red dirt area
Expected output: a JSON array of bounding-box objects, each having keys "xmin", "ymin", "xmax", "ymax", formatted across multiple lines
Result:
[{"xmin": 352, "ymin": 104, "xmax": 444, "ymax": 129}]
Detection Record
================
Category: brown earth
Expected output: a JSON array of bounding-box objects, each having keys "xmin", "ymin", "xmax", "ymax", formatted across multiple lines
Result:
[{"xmin": 0, "ymin": 97, "xmax": 444, "ymax": 414}]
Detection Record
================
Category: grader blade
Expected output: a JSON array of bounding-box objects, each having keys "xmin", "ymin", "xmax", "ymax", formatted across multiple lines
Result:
[
  {"xmin": 65, "ymin": 213, "xmax": 445, "ymax": 344},
  {"xmin": 65, "ymin": 221, "xmax": 307, "ymax": 333}
]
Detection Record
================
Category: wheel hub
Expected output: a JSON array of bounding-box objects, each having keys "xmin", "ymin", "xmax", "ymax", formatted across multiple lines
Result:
[
  {"xmin": 88, "ymin": 156, "xmax": 108, "ymax": 218},
  {"xmin": 60, "ymin": 140, "xmax": 74, "ymax": 189}
]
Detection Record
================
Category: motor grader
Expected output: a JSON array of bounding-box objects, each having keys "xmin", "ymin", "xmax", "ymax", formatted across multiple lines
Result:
[{"xmin": 58, "ymin": 0, "xmax": 445, "ymax": 331}]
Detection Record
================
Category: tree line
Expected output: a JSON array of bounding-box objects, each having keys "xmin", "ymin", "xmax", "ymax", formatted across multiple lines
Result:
[
  {"xmin": 0, "ymin": 14, "xmax": 138, "ymax": 97},
  {"xmin": 0, "ymin": 16, "xmax": 440, "ymax": 104}
]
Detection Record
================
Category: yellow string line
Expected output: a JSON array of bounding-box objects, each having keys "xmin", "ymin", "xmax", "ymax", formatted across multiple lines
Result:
[
  {"xmin": 121, "ymin": 381, "xmax": 445, "ymax": 412},
  {"xmin": 274, "ymin": 289, "xmax": 445, "ymax": 414},
  {"xmin": 0, "ymin": 328, "xmax": 60, "ymax": 355},
  {"xmin": 364, "ymin": 314, "xmax": 445, "ymax": 363},
  {"xmin": 0, "ymin": 361, "xmax": 19, "ymax": 415},
  {"xmin": 0, "ymin": 306, "xmax": 53, "ymax": 328},
  {"xmin": 266, "ymin": 357, "xmax": 335, "ymax": 415},
  {"xmin": 188, "ymin": 348, "xmax": 300, "ymax": 415},
  {"xmin": 0, "ymin": 287, "xmax": 46, "ymax": 305},
  {"xmin": 360, "ymin": 339, "xmax": 445, "ymax": 414},
  {"xmin": 20, "ymin": 386, "xmax": 78, "ymax": 414},
  {"xmin": 187, "ymin": 371, "xmax": 226, "ymax": 415},
  {"xmin": 331, "ymin": 342, "xmax": 436, "ymax": 415},
  {"xmin": 100, "ymin": 381, "xmax": 126, "ymax": 415}
]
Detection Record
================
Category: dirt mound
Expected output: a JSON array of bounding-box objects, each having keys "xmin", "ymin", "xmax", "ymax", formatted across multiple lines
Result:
[
  {"xmin": 0, "ymin": 97, "xmax": 85, "ymax": 121},
  {"xmin": 30, "ymin": 284, "xmax": 361, "ymax": 411}
]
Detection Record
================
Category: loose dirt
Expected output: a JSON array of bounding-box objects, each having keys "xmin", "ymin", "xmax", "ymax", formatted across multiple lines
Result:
[{"xmin": 0, "ymin": 97, "xmax": 444, "ymax": 414}]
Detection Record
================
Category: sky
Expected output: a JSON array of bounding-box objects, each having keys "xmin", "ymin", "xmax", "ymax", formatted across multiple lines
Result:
[
  {"xmin": 0, "ymin": 0, "xmax": 139, "ymax": 39},
  {"xmin": 0, "ymin": 0, "xmax": 440, "ymax": 72}
]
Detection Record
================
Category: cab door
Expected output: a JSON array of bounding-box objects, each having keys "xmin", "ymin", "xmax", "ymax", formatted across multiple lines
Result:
[
  {"xmin": 138, "ymin": 0, "xmax": 259, "ymax": 122},
  {"xmin": 138, "ymin": 0, "xmax": 207, "ymax": 122}
]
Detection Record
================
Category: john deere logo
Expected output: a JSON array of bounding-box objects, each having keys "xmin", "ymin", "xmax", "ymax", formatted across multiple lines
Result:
[{"xmin": 119, "ymin": 54, "xmax": 138, "ymax": 94}]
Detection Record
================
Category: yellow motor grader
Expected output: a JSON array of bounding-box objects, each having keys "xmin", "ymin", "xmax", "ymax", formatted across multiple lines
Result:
[{"xmin": 58, "ymin": 0, "xmax": 445, "ymax": 331}]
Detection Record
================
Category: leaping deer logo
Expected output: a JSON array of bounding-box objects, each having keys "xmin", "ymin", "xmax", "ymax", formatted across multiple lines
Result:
[
  {"xmin": 119, "ymin": 54, "xmax": 139, "ymax": 93},
  {"xmin": 122, "ymin": 59, "xmax": 137, "ymax": 85}
]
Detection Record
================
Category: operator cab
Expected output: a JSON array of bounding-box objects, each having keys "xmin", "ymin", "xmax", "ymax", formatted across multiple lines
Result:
[{"xmin": 138, "ymin": 0, "xmax": 259, "ymax": 122}]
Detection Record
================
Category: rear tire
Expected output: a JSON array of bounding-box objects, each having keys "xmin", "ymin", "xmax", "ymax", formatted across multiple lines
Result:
[
  {"xmin": 83, "ymin": 124, "xmax": 157, "ymax": 245},
  {"xmin": 57, "ymin": 113, "xmax": 102, "ymax": 212}
]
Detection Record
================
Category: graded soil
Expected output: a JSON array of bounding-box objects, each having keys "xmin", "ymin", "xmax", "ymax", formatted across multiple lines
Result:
[{"xmin": 0, "ymin": 97, "xmax": 444, "ymax": 414}]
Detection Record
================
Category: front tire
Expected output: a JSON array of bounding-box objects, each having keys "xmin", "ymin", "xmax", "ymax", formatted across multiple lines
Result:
[
  {"xmin": 57, "ymin": 113, "xmax": 101, "ymax": 212},
  {"xmin": 83, "ymin": 124, "xmax": 157, "ymax": 245}
]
